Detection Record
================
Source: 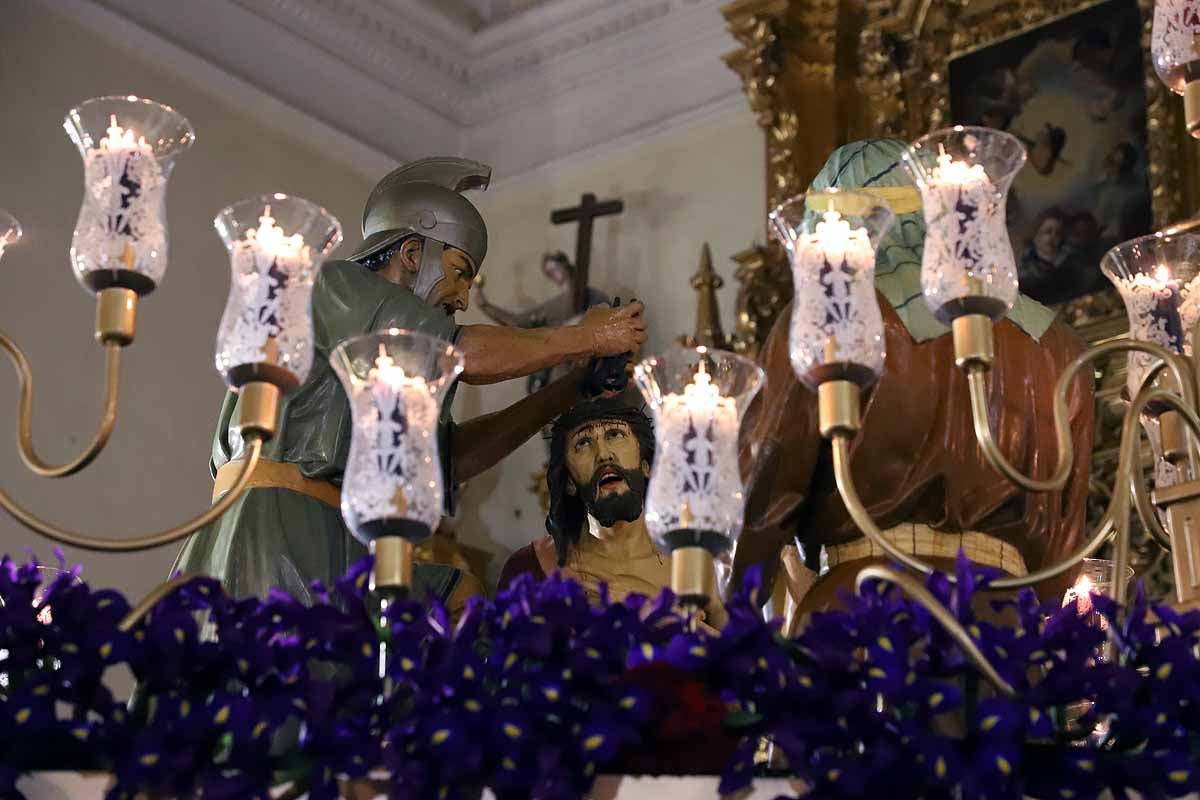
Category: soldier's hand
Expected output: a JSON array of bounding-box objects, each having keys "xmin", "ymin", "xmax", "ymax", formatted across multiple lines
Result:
[{"xmin": 581, "ymin": 301, "xmax": 647, "ymax": 357}]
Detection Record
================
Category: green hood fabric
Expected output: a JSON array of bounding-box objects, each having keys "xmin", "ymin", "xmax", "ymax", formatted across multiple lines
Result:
[{"xmin": 807, "ymin": 138, "xmax": 1055, "ymax": 342}]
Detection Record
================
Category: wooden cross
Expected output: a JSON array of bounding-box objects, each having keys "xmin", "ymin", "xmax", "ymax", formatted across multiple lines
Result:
[{"xmin": 550, "ymin": 192, "xmax": 623, "ymax": 314}]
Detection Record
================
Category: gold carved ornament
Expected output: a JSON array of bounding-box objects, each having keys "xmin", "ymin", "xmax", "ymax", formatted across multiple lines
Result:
[{"xmin": 710, "ymin": 0, "xmax": 1200, "ymax": 694}]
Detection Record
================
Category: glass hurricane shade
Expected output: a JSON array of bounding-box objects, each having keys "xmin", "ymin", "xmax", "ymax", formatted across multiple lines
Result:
[
  {"xmin": 769, "ymin": 191, "xmax": 894, "ymax": 390},
  {"xmin": 1062, "ymin": 558, "xmax": 1135, "ymax": 632},
  {"xmin": 330, "ymin": 330, "xmax": 463, "ymax": 546},
  {"xmin": 0, "ymin": 210, "xmax": 21, "ymax": 264},
  {"xmin": 901, "ymin": 126, "xmax": 1026, "ymax": 323},
  {"xmin": 64, "ymin": 96, "xmax": 195, "ymax": 295},
  {"xmin": 1101, "ymin": 233, "xmax": 1200, "ymax": 400},
  {"xmin": 633, "ymin": 346, "xmax": 763, "ymax": 554},
  {"xmin": 214, "ymin": 194, "xmax": 342, "ymax": 392},
  {"xmin": 1152, "ymin": 0, "xmax": 1200, "ymax": 93}
]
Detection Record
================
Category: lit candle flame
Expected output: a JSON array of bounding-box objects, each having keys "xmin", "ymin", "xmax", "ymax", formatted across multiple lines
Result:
[
  {"xmin": 932, "ymin": 144, "xmax": 989, "ymax": 187},
  {"xmin": 682, "ymin": 358, "xmax": 721, "ymax": 406},
  {"xmin": 100, "ymin": 114, "xmax": 149, "ymax": 152},
  {"xmin": 1063, "ymin": 572, "xmax": 1096, "ymax": 615},
  {"xmin": 247, "ymin": 205, "xmax": 308, "ymax": 260},
  {"xmin": 1155, "ymin": 264, "xmax": 1173, "ymax": 284},
  {"xmin": 372, "ymin": 343, "xmax": 409, "ymax": 388}
]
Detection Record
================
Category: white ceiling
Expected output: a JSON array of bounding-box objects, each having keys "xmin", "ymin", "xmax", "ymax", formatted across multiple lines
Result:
[
  {"xmin": 429, "ymin": 0, "xmax": 557, "ymax": 28},
  {"xmin": 64, "ymin": 0, "xmax": 747, "ymax": 180}
]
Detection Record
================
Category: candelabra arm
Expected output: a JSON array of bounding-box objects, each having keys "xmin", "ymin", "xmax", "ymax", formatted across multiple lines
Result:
[
  {"xmin": 0, "ymin": 433, "xmax": 264, "ymax": 552},
  {"xmin": 965, "ymin": 339, "xmax": 1195, "ymax": 494},
  {"xmin": 1111, "ymin": 387, "xmax": 1200, "ymax": 606},
  {"xmin": 1, "ymin": 332, "xmax": 122, "ymax": 478},
  {"xmin": 118, "ymin": 573, "xmax": 197, "ymax": 632},
  {"xmin": 1130, "ymin": 425, "xmax": 1174, "ymax": 551},
  {"xmin": 854, "ymin": 564, "xmax": 1017, "ymax": 698}
]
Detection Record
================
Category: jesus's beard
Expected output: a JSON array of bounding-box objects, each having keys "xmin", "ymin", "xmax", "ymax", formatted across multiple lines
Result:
[{"xmin": 582, "ymin": 466, "xmax": 647, "ymax": 528}]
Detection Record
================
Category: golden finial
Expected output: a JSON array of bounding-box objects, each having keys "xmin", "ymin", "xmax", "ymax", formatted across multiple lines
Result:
[{"xmin": 681, "ymin": 243, "xmax": 728, "ymax": 349}]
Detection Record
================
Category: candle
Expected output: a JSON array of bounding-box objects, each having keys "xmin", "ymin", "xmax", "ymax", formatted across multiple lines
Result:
[
  {"xmin": 338, "ymin": 338, "xmax": 447, "ymax": 540},
  {"xmin": 71, "ymin": 113, "xmax": 168, "ymax": 287},
  {"xmin": 1063, "ymin": 571, "xmax": 1097, "ymax": 617},
  {"xmin": 930, "ymin": 146, "xmax": 990, "ymax": 188},
  {"xmin": 242, "ymin": 205, "xmax": 311, "ymax": 364},
  {"xmin": 635, "ymin": 347, "xmax": 762, "ymax": 553},
  {"xmin": 215, "ymin": 194, "xmax": 340, "ymax": 390},
  {"xmin": 100, "ymin": 114, "xmax": 151, "ymax": 153},
  {"xmin": 645, "ymin": 359, "xmax": 744, "ymax": 535},
  {"xmin": 1113, "ymin": 264, "xmax": 1200, "ymax": 398},
  {"xmin": 786, "ymin": 208, "xmax": 884, "ymax": 389},
  {"xmin": 1061, "ymin": 558, "xmax": 1130, "ymax": 635},
  {"xmin": 922, "ymin": 146, "xmax": 1000, "ymax": 302},
  {"xmin": 216, "ymin": 203, "xmax": 318, "ymax": 387},
  {"xmin": 902, "ymin": 129, "xmax": 1025, "ymax": 323}
]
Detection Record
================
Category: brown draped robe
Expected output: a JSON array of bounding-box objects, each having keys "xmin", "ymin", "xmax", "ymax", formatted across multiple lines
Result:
[{"xmin": 737, "ymin": 295, "xmax": 1094, "ymax": 605}]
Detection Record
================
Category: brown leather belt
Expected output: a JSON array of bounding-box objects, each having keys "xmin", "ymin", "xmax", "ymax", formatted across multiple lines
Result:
[{"xmin": 213, "ymin": 458, "xmax": 342, "ymax": 509}]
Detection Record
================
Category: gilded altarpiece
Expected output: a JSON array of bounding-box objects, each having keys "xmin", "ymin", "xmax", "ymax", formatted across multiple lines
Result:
[{"xmin": 720, "ymin": 0, "xmax": 1200, "ymax": 586}]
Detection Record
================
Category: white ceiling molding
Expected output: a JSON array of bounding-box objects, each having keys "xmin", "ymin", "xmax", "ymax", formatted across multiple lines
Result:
[
  {"xmin": 47, "ymin": 0, "xmax": 399, "ymax": 178},
  {"xmin": 58, "ymin": 0, "xmax": 747, "ymax": 179}
]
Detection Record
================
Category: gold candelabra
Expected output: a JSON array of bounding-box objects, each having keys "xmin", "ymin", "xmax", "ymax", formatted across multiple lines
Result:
[
  {"xmin": 770, "ymin": 126, "xmax": 1200, "ymax": 698},
  {"xmin": 0, "ymin": 96, "xmax": 346, "ymax": 630}
]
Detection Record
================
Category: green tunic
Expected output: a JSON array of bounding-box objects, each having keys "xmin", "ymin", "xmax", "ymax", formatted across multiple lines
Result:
[{"xmin": 172, "ymin": 260, "xmax": 466, "ymax": 605}]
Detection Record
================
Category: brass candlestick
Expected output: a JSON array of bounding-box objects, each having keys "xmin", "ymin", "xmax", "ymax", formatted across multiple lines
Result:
[
  {"xmin": 813, "ymin": 335, "xmax": 1200, "ymax": 695},
  {"xmin": 669, "ymin": 504, "xmax": 718, "ymax": 627},
  {"xmin": 671, "ymin": 546, "xmax": 716, "ymax": 605},
  {"xmin": 370, "ymin": 537, "xmax": 414, "ymax": 594},
  {"xmin": 370, "ymin": 536, "xmax": 415, "ymax": 690},
  {"xmin": 95, "ymin": 287, "xmax": 138, "ymax": 346},
  {"xmin": 812, "ymin": 310, "xmax": 1200, "ymax": 700}
]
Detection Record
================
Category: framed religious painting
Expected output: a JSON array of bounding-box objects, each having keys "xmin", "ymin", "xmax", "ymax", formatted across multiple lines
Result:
[
  {"xmin": 853, "ymin": 0, "xmax": 1200, "ymax": 334},
  {"xmin": 719, "ymin": 0, "xmax": 1198, "ymax": 358},
  {"xmin": 947, "ymin": 0, "xmax": 1153, "ymax": 310}
]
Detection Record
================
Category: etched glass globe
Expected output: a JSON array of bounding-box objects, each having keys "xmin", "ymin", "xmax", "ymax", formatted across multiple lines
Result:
[
  {"xmin": 1102, "ymin": 232, "xmax": 1200, "ymax": 400},
  {"xmin": 214, "ymin": 194, "xmax": 342, "ymax": 391},
  {"xmin": 1152, "ymin": 0, "xmax": 1200, "ymax": 135},
  {"xmin": 901, "ymin": 126, "xmax": 1026, "ymax": 323},
  {"xmin": 633, "ymin": 346, "xmax": 763, "ymax": 555},
  {"xmin": 331, "ymin": 329, "xmax": 463, "ymax": 545},
  {"xmin": 770, "ymin": 190, "xmax": 894, "ymax": 390},
  {"xmin": 64, "ymin": 96, "xmax": 194, "ymax": 295},
  {"xmin": 0, "ymin": 210, "xmax": 22, "ymax": 264}
]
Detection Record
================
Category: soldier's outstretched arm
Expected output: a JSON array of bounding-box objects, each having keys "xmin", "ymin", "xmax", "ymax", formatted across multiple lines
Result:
[
  {"xmin": 455, "ymin": 301, "xmax": 646, "ymax": 385},
  {"xmin": 453, "ymin": 367, "xmax": 585, "ymax": 482}
]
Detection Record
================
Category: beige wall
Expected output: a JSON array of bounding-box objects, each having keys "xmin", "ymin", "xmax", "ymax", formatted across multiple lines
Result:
[
  {"xmin": 0, "ymin": 1, "xmax": 373, "ymax": 596},
  {"xmin": 0, "ymin": 0, "xmax": 765, "ymax": 599},
  {"xmin": 452, "ymin": 109, "xmax": 765, "ymax": 581}
]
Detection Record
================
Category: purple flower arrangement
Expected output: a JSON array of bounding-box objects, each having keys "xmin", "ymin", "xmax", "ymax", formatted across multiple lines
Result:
[{"xmin": 1, "ymin": 549, "xmax": 1199, "ymax": 800}]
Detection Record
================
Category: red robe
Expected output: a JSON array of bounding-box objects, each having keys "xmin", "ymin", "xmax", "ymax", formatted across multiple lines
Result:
[{"xmin": 737, "ymin": 296, "xmax": 1094, "ymax": 602}]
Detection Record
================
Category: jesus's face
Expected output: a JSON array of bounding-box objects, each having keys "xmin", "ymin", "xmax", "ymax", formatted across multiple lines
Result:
[{"xmin": 565, "ymin": 419, "xmax": 648, "ymax": 527}]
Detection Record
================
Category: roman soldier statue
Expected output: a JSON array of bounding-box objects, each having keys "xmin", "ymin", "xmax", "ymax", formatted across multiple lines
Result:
[{"xmin": 175, "ymin": 158, "xmax": 647, "ymax": 614}]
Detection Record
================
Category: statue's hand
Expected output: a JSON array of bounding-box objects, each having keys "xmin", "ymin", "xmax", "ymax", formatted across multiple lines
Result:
[{"xmin": 581, "ymin": 300, "xmax": 647, "ymax": 357}]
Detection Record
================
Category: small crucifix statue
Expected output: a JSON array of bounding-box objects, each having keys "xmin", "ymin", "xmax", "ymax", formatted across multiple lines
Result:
[
  {"xmin": 476, "ymin": 192, "xmax": 623, "ymax": 330},
  {"xmin": 474, "ymin": 191, "xmax": 624, "ymax": 395},
  {"xmin": 551, "ymin": 192, "xmax": 624, "ymax": 314}
]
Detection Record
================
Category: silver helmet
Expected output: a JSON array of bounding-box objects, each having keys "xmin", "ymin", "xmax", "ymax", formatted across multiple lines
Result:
[{"xmin": 348, "ymin": 157, "xmax": 492, "ymax": 300}]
